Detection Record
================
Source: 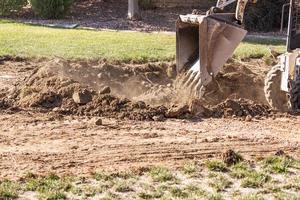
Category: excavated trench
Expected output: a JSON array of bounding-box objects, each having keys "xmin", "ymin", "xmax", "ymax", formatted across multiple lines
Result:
[{"xmin": 0, "ymin": 58, "xmax": 273, "ymax": 120}]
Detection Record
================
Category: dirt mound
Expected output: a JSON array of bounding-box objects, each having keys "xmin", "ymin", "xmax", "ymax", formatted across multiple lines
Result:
[
  {"xmin": 203, "ymin": 62, "xmax": 267, "ymax": 105},
  {"xmin": 210, "ymin": 99, "xmax": 271, "ymax": 118},
  {"xmin": 60, "ymin": 94, "xmax": 168, "ymax": 121},
  {"xmin": 8, "ymin": 59, "xmax": 175, "ymax": 120},
  {"xmin": 221, "ymin": 149, "xmax": 243, "ymax": 166},
  {"xmin": 2, "ymin": 58, "xmax": 273, "ymax": 120}
]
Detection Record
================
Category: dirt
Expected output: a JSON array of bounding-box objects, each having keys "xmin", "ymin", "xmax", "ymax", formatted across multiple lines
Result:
[
  {"xmin": 8, "ymin": 0, "xmax": 208, "ymax": 32},
  {"xmin": 221, "ymin": 149, "xmax": 243, "ymax": 166},
  {"xmin": 1, "ymin": 58, "xmax": 273, "ymax": 120},
  {"xmin": 0, "ymin": 57, "xmax": 299, "ymax": 180}
]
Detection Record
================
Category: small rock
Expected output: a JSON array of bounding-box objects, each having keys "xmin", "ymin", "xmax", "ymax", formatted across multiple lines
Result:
[
  {"xmin": 99, "ymin": 86, "xmax": 111, "ymax": 94},
  {"xmin": 52, "ymin": 107, "xmax": 60, "ymax": 112},
  {"xmin": 72, "ymin": 89, "xmax": 92, "ymax": 105},
  {"xmin": 245, "ymin": 115, "xmax": 252, "ymax": 122},
  {"xmin": 152, "ymin": 115, "xmax": 165, "ymax": 122},
  {"xmin": 95, "ymin": 118, "xmax": 102, "ymax": 126}
]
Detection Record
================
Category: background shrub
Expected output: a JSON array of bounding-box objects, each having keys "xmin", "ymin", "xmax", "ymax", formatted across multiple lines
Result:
[
  {"xmin": 0, "ymin": 0, "xmax": 28, "ymax": 16},
  {"xmin": 29, "ymin": 0, "xmax": 73, "ymax": 19},
  {"xmin": 244, "ymin": 0, "xmax": 287, "ymax": 32}
]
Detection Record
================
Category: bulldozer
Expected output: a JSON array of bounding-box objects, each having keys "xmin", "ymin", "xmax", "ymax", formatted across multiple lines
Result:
[{"xmin": 176, "ymin": 0, "xmax": 300, "ymax": 111}]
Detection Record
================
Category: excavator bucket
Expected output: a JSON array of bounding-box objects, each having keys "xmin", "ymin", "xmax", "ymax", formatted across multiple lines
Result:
[{"xmin": 176, "ymin": 13, "xmax": 247, "ymax": 96}]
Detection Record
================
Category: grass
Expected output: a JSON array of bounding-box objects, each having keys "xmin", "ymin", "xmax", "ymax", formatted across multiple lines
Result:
[
  {"xmin": 0, "ymin": 20, "xmax": 174, "ymax": 62},
  {"xmin": 0, "ymin": 180, "xmax": 20, "ymax": 199},
  {"xmin": 0, "ymin": 157, "xmax": 299, "ymax": 199},
  {"xmin": 170, "ymin": 187, "xmax": 189, "ymax": 198},
  {"xmin": 238, "ymin": 193, "xmax": 265, "ymax": 200},
  {"xmin": 209, "ymin": 175, "xmax": 232, "ymax": 192},
  {"xmin": 24, "ymin": 173, "xmax": 72, "ymax": 200},
  {"xmin": 25, "ymin": 174, "xmax": 72, "ymax": 193},
  {"xmin": 182, "ymin": 161, "xmax": 200, "ymax": 176},
  {"xmin": 38, "ymin": 190, "xmax": 67, "ymax": 200},
  {"xmin": 184, "ymin": 184, "xmax": 208, "ymax": 197},
  {"xmin": 262, "ymin": 156, "xmax": 294, "ymax": 174},
  {"xmin": 230, "ymin": 162, "xmax": 254, "ymax": 179},
  {"xmin": 0, "ymin": 20, "xmax": 286, "ymax": 62},
  {"xmin": 93, "ymin": 170, "xmax": 134, "ymax": 182},
  {"xmin": 138, "ymin": 185, "xmax": 164, "ymax": 199},
  {"xmin": 114, "ymin": 180, "xmax": 133, "ymax": 193},
  {"xmin": 206, "ymin": 160, "xmax": 228, "ymax": 172},
  {"xmin": 235, "ymin": 38, "xmax": 285, "ymax": 60},
  {"xmin": 149, "ymin": 167, "xmax": 175, "ymax": 182},
  {"xmin": 241, "ymin": 171, "xmax": 270, "ymax": 188}
]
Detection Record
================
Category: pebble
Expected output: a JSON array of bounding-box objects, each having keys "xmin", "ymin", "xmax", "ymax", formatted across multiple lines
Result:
[
  {"xmin": 99, "ymin": 86, "xmax": 111, "ymax": 94},
  {"xmin": 95, "ymin": 118, "xmax": 103, "ymax": 126},
  {"xmin": 72, "ymin": 89, "xmax": 92, "ymax": 105},
  {"xmin": 245, "ymin": 115, "xmax": 252, "ymax": 122}
]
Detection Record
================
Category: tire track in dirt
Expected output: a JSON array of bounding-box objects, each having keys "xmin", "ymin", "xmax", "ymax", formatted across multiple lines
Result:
[{"xmin": 0, "ymin": 123, "xmax": 299, "ymax": 180}]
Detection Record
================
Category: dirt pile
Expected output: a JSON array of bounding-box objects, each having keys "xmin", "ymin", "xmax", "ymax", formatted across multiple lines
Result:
[
  {"xmin": 210, "ymin": 99, "xmax": 271, "ymax": 118},
  {"xmin": 203, "ymin": 62, "xmax": 267, "ymax": 105},
  {"xmin": 0, "ymin": 58, "xmax": 273, "ymax": 120},
  {"xmin": 8, "ymin": 60, "xmax": 174, "ymax": 120}
]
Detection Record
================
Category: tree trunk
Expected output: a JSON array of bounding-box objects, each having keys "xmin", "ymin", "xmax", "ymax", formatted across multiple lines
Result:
[{"xmin": 128, "ymin": 0, "xmax": 141, "ymax": 20}]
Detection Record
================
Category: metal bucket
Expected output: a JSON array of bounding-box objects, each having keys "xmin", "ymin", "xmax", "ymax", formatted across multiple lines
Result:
[{"xmin": 176, "ymin": 13, "xmax": 247, "ymax": 94}]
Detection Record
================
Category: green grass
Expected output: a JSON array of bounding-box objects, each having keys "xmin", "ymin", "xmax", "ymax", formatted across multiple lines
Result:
[
  {"xmin": 230, "ymin": 162, "xmax": 254, "ymax": 179},
  {"xmin": 0, "ymin": 180, "xmax": 20, "ymax": 199},
  {"xmin": 206, "ymin": 160, "xmax": 228, "ymax": 172},
  {"xmin": 184, "ymin": 184, "xmax": 208, "ymax": 197},
  {"xmin": 114, "ymin": 180, "xmax": 133, "ymax": 193},
  {"xmin": 182, "ymin": 161, "xmax": 200, "ymax": 176},
  {"xmin": 209, "ymin": 175, "xmax": 232, "ymax": 192},
  {"xmin": 241, "ymin": 171, "xmax": 270, "ymax": 188},
  {"xmin": 0, "ymin": 20, "xmax": 286, "ymax": 62},
  {"xmin": 235, "ymin": 38, "xmax": 285, "ymax": 60},
  {"xmin": 24, "ymin": 173, "xmax": 72, "ymax": 200},
  {"xmin": 149, "ymin": 167, "xmax": 175, "ymax": 182},
  {"xmin": 0, "ymin": 20, "xmax": 175, "ymax": 62},
  {"xmin": 38, "ymin": 190, "xmax": 67, "ymax": 200},
  {"xmin": 170, "ymin": 187, "xmax": 189, "ymax": 198},
  {"xmin": 262, "ymin": 156, "xmax": 294, "ymax": 174},
  {"xmin": 238, "ymin": 193, "xmax": 265, "ymax": 200}
]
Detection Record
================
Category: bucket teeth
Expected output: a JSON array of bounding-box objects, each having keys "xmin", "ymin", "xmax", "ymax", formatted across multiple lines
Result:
[
  {"xmin": 180, "ymin": 70, "xmax": 193, "ymax": 86},
  {"xmin": 189, "ymin": 72, "xmax": 201, "ymax": 90},
  {"xmin": 175, "ymin": 69, "xmax": 203, "ymax": 97},
  {"xmin": 183, "ymin": 72, "xmax": 197, "ymax": 88}
]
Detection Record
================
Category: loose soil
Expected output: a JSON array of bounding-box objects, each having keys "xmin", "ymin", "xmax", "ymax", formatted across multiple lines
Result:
[{"xmin": 0, "ymin": 56, "xmax": 299, "ymax": 180}]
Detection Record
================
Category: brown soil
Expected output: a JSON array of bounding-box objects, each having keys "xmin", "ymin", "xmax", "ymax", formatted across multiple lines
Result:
[
  {"xmin": 2, "ymin": 58, "xmax": 273, "ymax": 120},
  {"xmin": 0, "ymin": 57, "xmax": 299, "ymax": 180},
  {"xmin": 9, "ymin": 0, "xmax": 208, "ymax": 32}
]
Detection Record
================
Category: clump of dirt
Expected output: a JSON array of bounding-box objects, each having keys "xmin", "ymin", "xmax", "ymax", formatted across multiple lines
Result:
[
  {"xmin": 221, "ymin": 149, "xmax": 243, "ymax": 166},
  {"xmin": 209, "ymin": 99, "xmax": 271, "ymax": 118}
]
